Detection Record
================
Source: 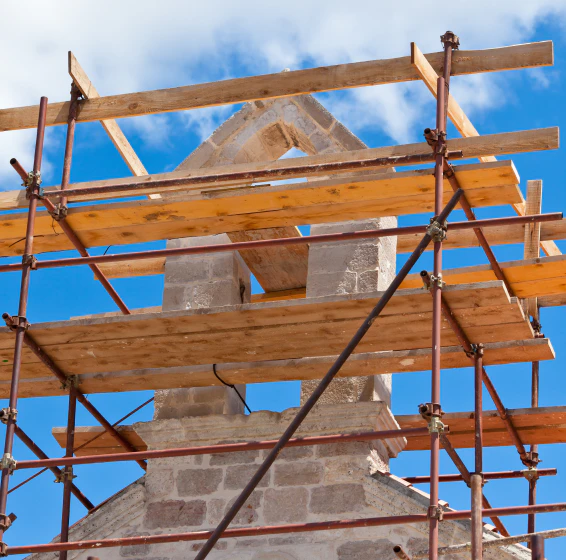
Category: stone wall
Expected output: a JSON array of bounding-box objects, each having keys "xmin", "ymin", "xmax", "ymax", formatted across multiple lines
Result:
[{"xmin": 32, "ymin": 404, "xmax": 529, "ymax": 560}]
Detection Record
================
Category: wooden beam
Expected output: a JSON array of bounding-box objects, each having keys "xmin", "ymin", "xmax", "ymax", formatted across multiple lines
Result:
[
  {"xmin": 68, "ymin": 52, "xmax": 161, "ymax": 201},
  {"xmin": 51, "ymin": 400, "xmax": 564, "ymax": 455},
  {"xmin": 0, "ymin": 282, "xmax": 535, "ymax": 397},
  {"xmin": 0, "ymin": 129, "xmax": 556, "ymax": 210},
  {"xmin": 0, "ymin": 161, "xmax": 523, "ymax": 256},
  {"xmin": 401, "ymin": 254, "xmax": 566, "ymax": 299},
  {"xmin": 0, "ymin": 42, "xmax": 553, "ymax": 132},
  {"xmin": 411, "ymin": 42, "xmax": 495, "ymax": 163},
  {"xmin": 69, "ymin": 52, "xmax": 147, "ymax": 177},
  {"xmin": 399, "ymin": 406, "xmax": 566, "ymax": 451},
  {"xmin": 523, "ymin": 180, "xmax": 543, "ymax": 317}
]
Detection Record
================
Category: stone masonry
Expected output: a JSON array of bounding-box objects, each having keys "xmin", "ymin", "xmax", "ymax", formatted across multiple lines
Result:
[{"xmin": 34, "ymin": 403, "xmax": 529, "ymax": 560}]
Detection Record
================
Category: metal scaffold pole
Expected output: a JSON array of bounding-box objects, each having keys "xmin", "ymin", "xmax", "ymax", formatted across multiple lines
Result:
[{"xmin": 0, "ymin": 96, "xmax": 48, "ymax": 551}]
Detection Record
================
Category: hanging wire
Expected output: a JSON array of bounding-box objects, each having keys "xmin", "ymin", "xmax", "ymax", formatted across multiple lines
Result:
[{"xmin": 213, "ymin": 363, "xmax": 252, "ymax": 414}]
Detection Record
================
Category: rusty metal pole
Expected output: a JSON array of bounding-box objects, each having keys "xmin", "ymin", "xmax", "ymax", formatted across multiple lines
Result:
[
  {"xmin": 193, "ymin": 189, "xmax": 463, "ymax": 560},
  {"xmin": 531, "ymin": 535, "xmax": 545, "ymax": 560},
  {"xmin": 0, "ymin": 97, "xmax": 48, "ymax": 547},
  {"xmin": 58, "ymin": 83, "xmax": 81, "ymax": 212},
  {"xmin": 470, "ymin": 474, "xmax": 483, "ymax": 560},
  {"xmin": 474, "ymin": 345, "xmax": 484, "ymax": 474},
  {"xmin": 59, "ymin": 385, "xmax": 77, "ymax": 560},
  {"xmin": 472, "ymin": 346, "xmax": 484, "ymax": 560}
]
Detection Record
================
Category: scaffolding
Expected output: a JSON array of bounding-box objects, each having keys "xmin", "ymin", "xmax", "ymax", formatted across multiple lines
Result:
[{"xmin": 0, "ymin": 31, "xmax": 564, "ymax": 560}]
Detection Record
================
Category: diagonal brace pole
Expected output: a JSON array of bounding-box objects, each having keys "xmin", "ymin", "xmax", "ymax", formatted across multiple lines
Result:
[
  {"xmin": 9, "ymin": 159, "xmax": 131, "ymax": 316},
  {"xmin": 192, "ymin": 188, "xmax": 464, "ymax": 560},
  {"xmin": 14, "ymin": 426, "xmax": 93, "ymax": 511},
  {"xmin": 2, "ymin": 314, "xmax": 146, "ymax": 471}
]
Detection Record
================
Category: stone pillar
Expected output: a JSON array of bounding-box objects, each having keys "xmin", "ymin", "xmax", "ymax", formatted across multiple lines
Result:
[
  {"xmin": 301, "ymin": 217, "xmax": 397, "ymax": 406},
  {"xmin": 154, "ymin": 234, "xmax": 251, "ymax": 420}
]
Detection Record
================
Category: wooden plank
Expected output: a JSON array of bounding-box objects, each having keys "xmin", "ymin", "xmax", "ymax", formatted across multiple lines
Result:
[
  {"xmin": 399, "ymin": 406, "xmax": 566, "ymax": 451},
  {"xmin": 0, "ymin": 42, "xmax": 553, "ymax": 132},
  {"xmin": 228, "ymin": 229, "xmax": 308, "ymax": 291},
  {"xmin": 523, "ymin": 180, "xmax": 543, "ymax": 317},
  {"xmin": 0, "ymin": 128, "xmax": 557, "ymax": 211},
  {"xmin": 411, "ymin": 42, "xmax": 495, "ymax": 163},
  {"xmin": 0, "ymin": 283, "xmax": 533, "ymax": 394},
  {"xmin": 401, "ymin": 255, "xmax": 566, "ymax": 299},
  {"xmin": 397, "ymin": 217, "xmax": 566, "ymax": 254},
  {"xmin": 0, "ymin": 161, "xmax": 523, "ymax": 255},
  {"xmin": 69, "ymin": 52, "xmax": 148, "ymax": 178},
  {"xmin": 52, "ymin": 400, "xmax": 563, "ymax": 456}
]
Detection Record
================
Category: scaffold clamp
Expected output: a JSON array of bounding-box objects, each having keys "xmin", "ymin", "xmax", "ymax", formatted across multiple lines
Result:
[
  {"xmin": 0, "ymin": 541, "xmax": 7, "ymax": 557},
  {"xmin": 0, "ymin": 513, "xmax": 16, "ymax": 533},
  {"xmin": 5, "ymin": 315, "xmax": 30, "ymax": 331},
  {"xmin": 0, "ymin": 408, "xmax": 17, "ymax": 425},
  {"xmin": 60, "ymin": 375, "xmax": 80, "ymax": 391},
  {"xmin": 427, "ymin": 416, "xmax": 446, "ymax": 434},
  {"xmin": 0, "ymin": 454, "xmax": 16, "ymax": 474},
  {"xmin": 50, "ymin": 202, "xmax": 68, "ymax": 221},
  {"xmin": 426, "ymin": 219, "xmax": 447, "ymax": 243},
  {"xmin": 441, "ymin": 30, "xmax": 460, "ymax": 49},
  {"xmin": 427, "ymin": 505, "xmax": 444, "ymax": 521},
  {"xmin": 22, "ymin": 253, "xmax": 37, "ymax": 270},
  {"xmin": 523, "ymin": 467, "xmax": 540, "ymax": 482},
  {"xmin": 429, "ymin": 273, "xmax": 445, "ymax": 289},
  {"xmin": 54, "ymin": 466, "xmax": 76, "ymax": 484}
]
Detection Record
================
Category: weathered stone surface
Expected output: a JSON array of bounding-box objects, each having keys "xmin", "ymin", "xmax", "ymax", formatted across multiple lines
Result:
[
  {"xmin": 309, "ymin": 483, "xmax": 366, "ymax": 514},
  {"xmin": 225, "ymin": 464, "xmax": 271, "ymax": 490},
  {"xmin": 144, "ymin": 500, "xmax": 206, "ymax": 529},
  {"xmin": 225, "ymin": 490, "xmax": 263, "ymax": 525},
  {"xmin": 274, "ymin": 462, "xmax": 323, "ymax": 486},
  {"xmin": 316, "ymin": 441, "xmax": 373, "ymax": 459},
  {"xmin": 176, "ymin": 467, "xmax": 222, "ymax": 496},
  {"xmin": 210, "ymin": 448, "xmax": 260, "ymax": 466},
  {"xmin": 264, "ymin": 487, "xmax": 309, "ymax": 523},
  {"xmin": 207, "ymin": 498, "xmax": 226, "ymax": 525},
  {"xmin": 336, "ymin": 539, "xmax": 394, "ymax": 559},
  {"xmin": 120, "ymin": 531, "xmax": 151, "ymax": 557},
  {"xmin": 190, "ymin": 541, "xmax": 228, "ymax": 552},
  {"xmin": 263, "ymin": 445, "xmax": 313, "ymax": 461}
]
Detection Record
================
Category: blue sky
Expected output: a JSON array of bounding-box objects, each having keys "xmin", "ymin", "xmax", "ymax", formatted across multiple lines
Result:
[{"xmin": 1, "ymin": 2, "xmax": 566, "ymax": 557}]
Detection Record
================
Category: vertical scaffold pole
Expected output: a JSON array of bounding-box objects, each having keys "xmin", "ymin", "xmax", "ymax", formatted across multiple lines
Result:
[
  {"xmin": 59, "ymin": 384, "xmax": 78, "ymax": 560},
  {"xmin": 0, "ymin": 97, "xmax": 48, "ymax": 548},
  {"xmin": 472, "ymin": 345, "xmax": 484, "ymax": 559},
  {"xmin": 531, "ymin": 535, "xmax": 545, "ymax": 560}
]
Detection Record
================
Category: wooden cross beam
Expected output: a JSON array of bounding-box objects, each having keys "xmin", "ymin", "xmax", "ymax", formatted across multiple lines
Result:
[
  {"xmin": 0, "ymin": 41, "xmax": 553, "ymax": 132},
  {"xmin": 410, "ymin": 42, "xmax": 560, "ymax": 257},
  {"xmin": 68, "ymin": 52, "xmax": 159, "ymax": 200}
]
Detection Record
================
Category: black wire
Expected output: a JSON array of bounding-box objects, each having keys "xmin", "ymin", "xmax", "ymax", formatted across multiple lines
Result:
[
  {"xmin": 103, "ymin": 245, "xmax": 112, "ymax": 255},
  {"xmin": 212, "ymin": 363, "xmax": 252, "ymax": 414}
]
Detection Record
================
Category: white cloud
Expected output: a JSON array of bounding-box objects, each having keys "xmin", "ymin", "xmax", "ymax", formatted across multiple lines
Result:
[{"xmin": 0, "ymin": 0, "xmax": 564, "ymax": 187}]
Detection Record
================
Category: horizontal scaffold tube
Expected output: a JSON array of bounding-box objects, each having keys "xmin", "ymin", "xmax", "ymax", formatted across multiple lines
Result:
[
  {"xmin": 15, "ymin": 427, "xmax": 431, "ymax": 470},
  {"xmin": 6, "ymin": 503, "xmax": 566, "ymax": 555},
  {"xmin": 404, "ymin": 468, "xmax": 557, "ymax": 484},
  {"xmin": 0, "ymin": 213, "xmax": 561, "ymax": 274}
]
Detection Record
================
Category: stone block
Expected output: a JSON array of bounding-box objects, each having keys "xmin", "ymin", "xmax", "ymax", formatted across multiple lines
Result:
[
  {"xmin": 190, "ymin": 541, "xmax": 228, "ymax": 552},
  {"xmin": 294, "ymin": 96, "xmax": 336, "ymax": 130},
  {"xmin": 120, "ymin": 531, "xmax": 151, "ymax": 557},
  {"xmin": 144, "ymin": 499, "xmax": 206, "ymax": 529},
  {"xmin": 210, "ymin": 448, "xmax": 260, "ymax": 466},
  {"xmin": 225, "ymin": 464, "xmax": 271, "ymax": 490},
  {"xmin": 261, "ymin": 445, "xmax": 313, "ymax": 461},
  {"xmin": 225, "ymin": 490, "xmax": 263, "ymax": 525},
  {"xmin": 316, "ymin": 441, "xmax": 372, "ymax": 459},
  {"xmin": 206, "ymin": 498, "xmax": 226, "ymax": 526},
  {"xmin": 330, "ymin": 121, "xmax": 366, "ymax": 151},
  {"xmin": 309, "ymin": 129, "xmax": 334, "ymax": 153},
  {"xmin": 274, "ymin": 462, "xmax": 323, "ymax": 486},
  {"xmin": 336, "ymin": 539, "xmax": 394, "ymax": 559},
  {"xmin": 177, "ymin": 467, "xmax": 222, "ymax": 496},
  {"xmin": 309, "ymin": 483, "xmax": 366, "ymax": 514},
  {"xmin": 263, "ymin": 487, "xmax": 309, "ymax": 523},
  {"xmin": 145, "ymin": 467, "xmax": 175, "ymax": 499}
]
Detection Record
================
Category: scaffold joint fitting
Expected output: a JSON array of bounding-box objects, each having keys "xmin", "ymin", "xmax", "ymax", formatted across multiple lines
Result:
[
  {"xmin": 54, "ymin": 466, "xmax": 76, "ymax": 484},
  {"xmin": 0, "ymin": 514, "xmax": 16, "ymax": 533},
  {"xmin": 523, "ymin": 451, "xmax": 541, "ymax": 468},
  {"xmin": 0, "ymin": 408, "xmax": 17, "ymax": 425},
  {"xmin": 441, "ymin": 31, "xmax": 460, "ymax": 50},
  {"xmin": 523, "ymin": 467, "xmax": 540, "ymax": 482},
  {"xmin": 427, "ymin": 505, "xmax": 444, "ymax": 521},
  {"xmin": 49, "ymin": 203, "xmax": 68, "ymax": 221},
  {"xmin": 60, "ymin": 375, "xmax": 79, "ymax": 391},
  {"xmin": 427, "ymin": 218, "xmax": 447, "ymax": 243},
  {"xmin": 22, "ymin": 253, "xmax": 37, "ymax": 270},
  {"xmin": 429, "ymin": 273, "xmax": 445, "ymax": 289},
  {"xmin": 419, "ymin": 402, "xmax": 444, "ymax": 419},
  {"xmin": 427, "ymin": 416, "xmax": 446, "ymax": 434},
  {"xmin": 0, "ymin": 542, "xmax": 7, "ymax": 556},
  {"xmin": 7, "ymin": 316, "xmax": 30, "ymax": 331},
  {"xmin": 0, "ymin": 454, "xmax": 17, "ymax": 474}
]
